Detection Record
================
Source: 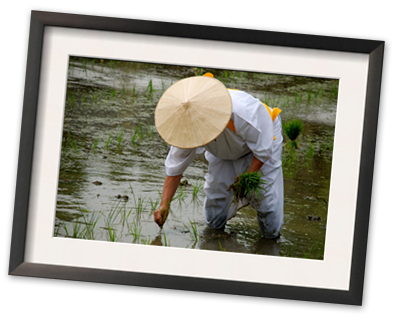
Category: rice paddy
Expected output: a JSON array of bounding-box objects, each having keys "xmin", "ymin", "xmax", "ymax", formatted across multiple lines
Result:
[{"xmin": 54, "ymin": 57, "xmax": 337, "ymax": 259}]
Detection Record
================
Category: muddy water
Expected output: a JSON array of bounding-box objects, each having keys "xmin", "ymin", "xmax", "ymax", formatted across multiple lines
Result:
[{"xmin": 54, "ymin": 58, "xmax": 337, "ymax": 259}]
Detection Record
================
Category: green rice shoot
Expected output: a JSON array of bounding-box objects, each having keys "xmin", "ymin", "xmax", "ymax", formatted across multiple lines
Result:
[
  {"xmin": 228, "ymin": 171, "xmax": 267, "ymax": 204},
  {"xmin": 283, "ymin": 119, "xmax": 303, "ymax": 148}
]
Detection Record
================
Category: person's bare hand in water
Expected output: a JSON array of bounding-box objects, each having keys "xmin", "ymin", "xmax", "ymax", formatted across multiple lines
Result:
[
  {"xmin": 154, "ymin": 205, "xmax": 170, "ymax": 227},
  {"xmin": 153, "ymin": 174, "xmax": 182, "ymax": 227}
]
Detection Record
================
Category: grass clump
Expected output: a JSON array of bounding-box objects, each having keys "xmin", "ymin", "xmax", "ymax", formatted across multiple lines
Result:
[
  {"xmin": 228, "ymin": 171, "xmax": 267, "ymax": 204},
  {"xmin": 283, "ymin": 119, "xmax": 303, "ymax": 149}
]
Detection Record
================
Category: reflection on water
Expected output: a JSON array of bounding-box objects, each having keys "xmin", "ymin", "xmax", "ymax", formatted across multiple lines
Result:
[{"xmin": 54, "ymin": 57, "xmax": 337, "ymax": 260}]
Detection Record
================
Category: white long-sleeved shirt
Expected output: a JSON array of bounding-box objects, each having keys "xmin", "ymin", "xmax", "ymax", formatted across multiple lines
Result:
[{"xmin": 165, "ymin": 89, "xmax": 276, "ymax": 176}]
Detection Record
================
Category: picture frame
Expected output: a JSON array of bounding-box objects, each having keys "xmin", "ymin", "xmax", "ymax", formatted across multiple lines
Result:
[{"xmin": 8, "ymin": 10, "xmax": 384, "ymax": 305}]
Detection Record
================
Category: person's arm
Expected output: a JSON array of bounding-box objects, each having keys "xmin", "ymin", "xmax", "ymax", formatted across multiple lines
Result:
[
  {"xmin": 154, "ymin": 146, "xmax": 196, "ymax": 227},
  {"xmin": 153, "ymin": 174, "xmax": 182, "ymax": 227},
  {"xmin": 247, "ymin": 156, "xmax": 264, "ymax": 173}
]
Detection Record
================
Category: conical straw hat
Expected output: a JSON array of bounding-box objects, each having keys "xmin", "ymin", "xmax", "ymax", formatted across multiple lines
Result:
[{"xmin": 155, "ymin": 76, "xmax": 232, "ymax": 149}]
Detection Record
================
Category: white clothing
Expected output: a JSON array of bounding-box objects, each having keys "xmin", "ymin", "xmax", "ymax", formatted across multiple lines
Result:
[{"xmin": 164, "ymin": 90, "xmax": 284, "ymax": 238}]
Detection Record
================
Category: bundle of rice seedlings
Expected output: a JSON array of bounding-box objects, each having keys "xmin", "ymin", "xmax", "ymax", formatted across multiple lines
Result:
[
  {"xmin": 228, "ymin": 171, "xmax": 267, "ymax": 204},
  {"xmin": 283, "ymin": 119, "xmax": 303, "ymax": 148}
]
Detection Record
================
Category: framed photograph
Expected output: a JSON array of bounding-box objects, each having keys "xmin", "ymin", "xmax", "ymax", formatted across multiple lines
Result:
[{"xmin": 9, "ymin": 10, "xmax": 384, "ymax": 305}]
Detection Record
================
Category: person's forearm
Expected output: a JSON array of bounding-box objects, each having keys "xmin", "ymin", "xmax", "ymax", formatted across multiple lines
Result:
[
  {"xmin": 247, "ymin": 156, "xmax": 264, "ymax": 173},
  {"xmin": 160, "ymin": 174, "xmax": 183, "ymax": 209}
]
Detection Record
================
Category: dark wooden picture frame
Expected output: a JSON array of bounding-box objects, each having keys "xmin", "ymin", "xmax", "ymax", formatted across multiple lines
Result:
[{"xmin": 9, "ymin": 10, "xmax": 384, "ymax": 305}]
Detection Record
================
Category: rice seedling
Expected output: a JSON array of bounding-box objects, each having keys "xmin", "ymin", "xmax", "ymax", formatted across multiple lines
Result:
[
  {"xmin": 111, "ymin": 88, "xmax": 117, "ymax": 98},
  {"xmin": 81, "ymin": 210, "xmax": 100, "ymax": 240},
  {"xmin": 132, "ymin": 85, "xmax": 136, "ymax": 97},
  {"xmin": 303, "ymin": 242, "xmax": 324, "ymax": 260},
  {"xmin": 54, "ymin": 224, "xmax": 61, "ymax": 237},
  {"xmin": 131, "ymin": 121, "xmax": 145, "ymax": 145},
  {"xmin": 305, "ymin": 141, "xmax": 315, "ymax": 160},
  {"xmin": 183, "ymin": 218, "xmax": 199, "ymax": 242},
  {"xmin": 135, "ymin": 196, "xmax": 146, "ymax": 223},
  {"xmin": 68, "ymin": 95, "xmax": 77, "ymax": 110},
  {"xmin": 60, "ymin": 221, "xmax": 70, "ymax": 237},
  {"xmin": 105, "ymin": 134, "xmax": 113, "ymax": 150},
  {"xmin": 92, "ymin": 92, "xmax": 99, "ymax": 103},
  {"xmin": 82, "ymin": 58, "xmax": 88, "ymax": 74},
  {"xmin": 163, "ymin": 232, "xmax": 170, "ymax": 247},
  {"xmin": 103, "ymin": 200, "xmax": 122, "ymax": 231},
  {"xmin": 145, "ymin": 79, "xmax": 155, "ymax": 95},
  {"xmin": 283, "ymin": 119, "xmax": 303, "ymax": 149},
  {"xmin": 129, "ymin": 221, "xmax": 142, "ymax": 243},
  {"xmin": 129, "ymin": 184, "xmax": 137, "ymax": 203},
  {"xmin": 106, "ymin": 226, "xmax": 118, "ymax": 242},
  {"xmin": 218, "ymin": 241, "xmax": 226, "ymax": 252},
  {"xmin": 149, "ymin": 197, "xmax": 160, "ymax": 216},
  {"xmin": 192, "ymin": 179, "xmax": 204, "ymax": 201},
  {"xmin": 92, "ymin": 137, "xmax": 100, "ymax": 153},
  {"xmin": 223, "ymin": 71, "xmax": 228, "ymax": 82},
  {"xmin": 173, "ymin": 186, "xmax": 186, "ymax": 204},
  {"xmin": 116, "ymin": 129, "xmax": 124, "ymax": 149},
  {"xmin": 283, "ymin": 147, "xmax": 297, "ymax": 167},
  {"xmin": 282, "ymin": 245, "xmax": 296, "ymax": 258},
  {"xmin": 330, "ymin": 84, "xmax": 339, "ymax": 100},
  {"xmin": 146, "ymin": 125, "xmax": 155, "ymax": 140},
  {"xmin": 72, "ymin": 217, "xmax": 83, "ymax": 238},
  {"xmin": 228, "ymin": 171, "xmax": 267, "ymax": 204},
  {"xmin": 120, "ymin": 206, "xmax": 133, "ymax": 227},
  {"xmin": 91, "ymin": 58, "xmax": 95, "ymax": 70},
  {"xmin": 140, "ymin": 237, "xmax": 151, "ymax": 245},
  {"xmin": 193, "ymin": 67, "xmax": 204, "ymax": 76}
]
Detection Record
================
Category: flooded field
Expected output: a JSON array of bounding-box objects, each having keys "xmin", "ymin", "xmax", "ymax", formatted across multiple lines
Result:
[{"xmin": 54, "ymin": 57, "xmax": 338, "ymax": 259}]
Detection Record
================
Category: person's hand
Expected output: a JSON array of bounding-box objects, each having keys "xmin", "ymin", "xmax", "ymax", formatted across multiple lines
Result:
[{"xmin": 154, "ymin": 205, "xmax": 170, "ymax": 227}]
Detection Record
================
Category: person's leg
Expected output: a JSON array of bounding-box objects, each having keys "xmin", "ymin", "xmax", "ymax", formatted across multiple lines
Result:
[
  {"xmin": 250, "ymin": 116, "xmax": 284, "ymax": 239},
  {"xmin": 203, "ymin": 152, "xmax": 245, "ymax": 229},
  {"xmin": 249, "ymin": 168, "xmax": 284, "ymax": 239}
]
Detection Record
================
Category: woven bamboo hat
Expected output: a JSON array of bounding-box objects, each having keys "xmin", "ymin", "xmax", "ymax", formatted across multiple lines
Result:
[{"xmin": 155, "ymin": 75, "xmax": 232, "ymax": 149}]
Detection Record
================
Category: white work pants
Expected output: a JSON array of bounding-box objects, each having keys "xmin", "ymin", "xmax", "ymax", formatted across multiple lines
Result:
[{"xmin": 203, "ymin": 118, "xmax": 284, "ymax": 239}]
